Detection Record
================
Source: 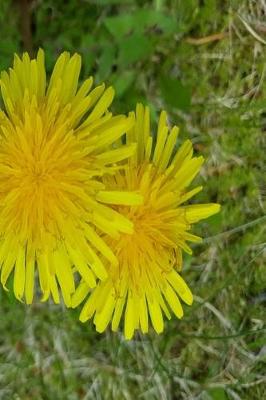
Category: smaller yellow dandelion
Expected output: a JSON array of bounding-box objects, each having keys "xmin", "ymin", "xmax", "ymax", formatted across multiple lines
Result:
[
  {"xmin": 72, "ymin": 104, "xmax": 221, "ymax": 339},
  {"xmin": 0, "ymin": 50, "xmax": 141, "ymax": 305}
]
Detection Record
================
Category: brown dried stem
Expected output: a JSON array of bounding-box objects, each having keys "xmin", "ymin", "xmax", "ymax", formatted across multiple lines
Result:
[{"xmin": 15, "ymin": 0, "xmax": 33, "ymax": 55}]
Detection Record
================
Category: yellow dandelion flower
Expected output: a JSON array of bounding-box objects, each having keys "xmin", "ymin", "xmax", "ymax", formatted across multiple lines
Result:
[
  {"xmin": 72, "ymin": 104, "xmax": 221, "ymax": 339},
  {"xmin": 0, "ymin": 50, "xmax": 141, "ymax": 305}
]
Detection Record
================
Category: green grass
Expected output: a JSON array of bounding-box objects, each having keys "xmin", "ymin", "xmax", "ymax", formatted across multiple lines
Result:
[{"xmin": 0, "ymin": 0, "xmax": 265, "ymax": 399}]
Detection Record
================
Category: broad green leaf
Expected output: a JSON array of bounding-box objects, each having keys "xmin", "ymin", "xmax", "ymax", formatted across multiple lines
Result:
[
  {"xmin": 112, "ymin": 71, "xmax": 136, "ymax": 98},
  {"xmin": 160, "ymin": 76, "xmax": 191, "ymax": 112},
  {"xmin": 132, "ymin": 9, "xmax": 178, "ymax": 34},
  {"xmin": 104, "ymin": 14, "xmax": 135, "ymax": 38},
  {"xmin": 97, "ymin": 45, "xmax": 116, "ymax": 81},
  {"xmin": 104, "ymin": 10, "xmax": 178, "ymax": 39},
  {"xmin": 118, "ymin": 33, "xmax": 154, "ymax": 66}
]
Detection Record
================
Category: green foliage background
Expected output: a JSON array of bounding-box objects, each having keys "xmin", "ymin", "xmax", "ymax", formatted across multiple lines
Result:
[{"xmin": 0, "ymin": 0, "xmax": 265, "ymax": 399}]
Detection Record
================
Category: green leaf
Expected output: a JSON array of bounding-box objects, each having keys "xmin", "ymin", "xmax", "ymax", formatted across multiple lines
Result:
[
  {"xmin": 0, "ymin": 40, "xmax": 18, "ymax": 70},
  {"xmin": 97, "ymin": 45, "xmax": 116, "ymax": 81},
  {"xmin": 118, "ymin": 33, "xmax": 154, "ymax": 66},
  {"xmin": 160, "ymin": 76, "xmax": 191, "ymax": 112},
  {"xmin": 130, "ymin": 9, "xmax": 178, "ymax": 34},
  {"xmin": 112, "ymin": 71, "xmax": 136, "ymax": 98},
  {"xmin": 104, "ymin": 10, "xmax": 178, "ymax": 39},
  {"xmin": 104, "ymin": 14, "xmax": 135, "ymax": 38},
  {"xmin": 207, "ymin": 388, "xmax": 228, "ymax": 400}
]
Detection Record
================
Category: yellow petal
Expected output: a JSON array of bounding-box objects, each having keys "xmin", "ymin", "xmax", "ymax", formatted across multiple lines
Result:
[
  {"xmin": 25, "ymin": 242, "xmax": 35, "ymax": 305},
  {"xmin": 139, "ymin": 295, "xmax": 149, "ymax": 334},
  {"xmin": 166, "ymin": 271, "xmax": 193, "ymax": 305},
  {"xmin": 50, "ymin": 275, "xmax": 60, "ymax": 304},
  {"xmin": 183, "ymin": 203, "xmax": 221, "ymax": 223},
  {"xmin": 94, "ymin": 288, "xmax": 116, "ymax": 333},
  {"xmin": 147, "ymin": 292, "xmax": 164, "ymax": 334},
  {"xmin": 163, "ymin": 284, "xmax": 184, "ymax": 318},
  {"xmin": 96, "ymin": 190, "xmax": 143, "ymax": 206},
  {"xmin": 72, "ymin": 281, "xmax": 90, "ymax": 308},
  {"xmin": 14, "ymin": 246, "xmax": 25, "ymax": 301},
  {"xmin": 124, "ymin": 294, "xmax": 135, "ymax": 340},
  {"xmin": 111, "ymin": 293, "xmax": 127, "ymax": 332}
]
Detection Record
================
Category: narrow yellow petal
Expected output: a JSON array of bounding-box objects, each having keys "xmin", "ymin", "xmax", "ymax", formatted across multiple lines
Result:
[
  {"xmin": 37, "ymin": 253, "xmax": 50, "ymax": 295},
  {"xmin": 87, "ymin": 245, "xmax": 108, "ymax": 281},
  {"xmin": 72, "ymin": 281, "xmax": 90, "ymax": 308},
  {"xmin": 183, "ymin": 203, "xmax": 221, "ymax": 223},
  {"xmin": 159, "ymin": 126, "xmax": 179, "ymax": 171},
  {"xmin": 163, "ymin": 284, "xmax": 184, "ymax": 318},
  {"xmin": 79, "ymin": 288, "xmax": 99, "ymax": 322},
  {"xmin": 47, "ymin": 51, "xmax": 70, "ymax": 95},
  {"xmin": 156, "ymin": 290, "xmax": 171, "ymax": 320},
  {"xmin": 147, "ymin": 293, "xmax": 164, "ymax": 334},
  {"xmin": 96, "ymin": 190, "xmax": 143, "ymax": 206},
  {"xmin": 94, "ymin": 288, "xmax": 116, "ymax": 333},
  {"xmin": 93, "ymin": 212, "xmax": 120, "ymax": 239},
  {"xmin": 172, "ymin": 139, "xmax": 193, "ymax": 173},
  {"xmin": 84, "ymin": 84, "xmax": 105, "ymax": 111},
  {"xmin": 145, "ymin": 136, "xmax": 153, "ymax": 161},
  {"xmin": 124, "ymin": 294, "xmax": 135, "ymax": 340},
  {"xmin": 60, "ymin": 288, "xmax": 72, "ymax": 308},
  {"xmin": 166, "ymin": 271, "xmax": 193, "ymax": 305},
  {"xmin": 139, "ymin": 295, "xmax": 149, "ymax": 334},
  {"xmin": 96, "ymin": 143, "xmax": 136, "ymax": 164},
  {"xmin": 91, "ymin": 116, "xmax": 134, "ymax": 149},
  {"xmin": 1, "ymin": 240, "xmax": 18, "ymax": 290},
  {"xmin": 176, "ymin": 186, "xmax": 203, "ymax": 206},
  {"xmin": 50, "ymin": 274, "xmax": 60, "ymax": 304},
  {"xmin": 183, "ymin": 232, "xmax": 202, "ymax": 243},
  {"xmin": 135, "ymin": 103, "xmax": 145, "ymax": 162},
  {"xmin": 36, "ymin": 48, "xmax": 46, "ymax": 97},
  {"xmin": 74, "ymin": 77, "xmax": 93, "ymax": 101},
  {"xmin": 153, "ymin": 122, "xmax": 168, "ymax": 166},
  {"xmin": 54, "ymin": 249, "xmax": 75, "ymax": 294},
  {"xmin": 67, "ymin": 246, "xmax": 96, "ymax": 288},
  {"xmin": 83, "ymin": 224, "xmax": 117, "ymax": 265},
  {"xmin": 25, "ymin": 243, "xmax": 35, "ymax": 305},
  {"xmin": 174, "ymin": 156, "xmax": 204, "ymax": 190},
  {"xmin": 111, "ymin": 293, "xmax": 127, "ymax": 332},
  {"xmin": 61, "ymin": 53, "xmax": 81, "ymax": 102},
  {"xmin": 83, "ymin": 86, "xmax": 114, "ymax": 125},
  {"xmin": 14, "ymin": 246, "xmax": 25, "ymax": 301}
]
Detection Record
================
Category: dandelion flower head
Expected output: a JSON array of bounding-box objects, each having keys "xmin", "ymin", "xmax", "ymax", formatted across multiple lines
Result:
[
  {"xmin": 0, "ymin": 50, "xmax": 141, "ymax": 305},
  {"xmin": 73, "ymin": 104, "xmax": 221, "ymax": 339}
]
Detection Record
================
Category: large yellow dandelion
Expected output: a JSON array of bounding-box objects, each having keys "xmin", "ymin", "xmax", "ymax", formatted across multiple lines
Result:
[
  {"xmin": 72, "ymin": 104, "xmax": 220, "ymax": 339},
  {"xmin": 0, "ymin": 50, "xmax": 141, "ymax": 305}
]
